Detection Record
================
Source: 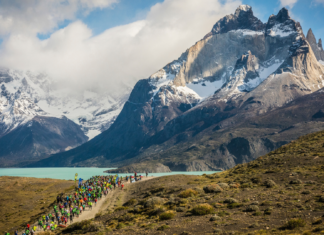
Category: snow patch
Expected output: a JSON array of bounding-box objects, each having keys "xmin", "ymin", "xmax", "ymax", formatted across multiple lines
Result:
[
  {"xmin": 268, "ymin": 23, "xmax": 296, "ymax": 37},
  {"xmin": 149, "ymin": 70, "xmax": 174, "ymax": 98},
  {"xmin": 319, "ymin": 60, "xmax": 324, "ymax": 65},
  {"xmin": 230, "ymin": 29, "xmax": 264, "ymax": 36},
  {"xmin": 87, "ymin": 129, "xmax": 101, "ymax": 140},
  {"xmin": 238, "ymin": 60, "xmax": 283, "ymax": 92},
  {"xmin": 175, "ymin": 85, "xmax": 202, "ymax": 100},
  {"xmin": 238, "ymin": 5, "xmax": 251, "ymax": 11},
  {"xmin": 186, "ymin": 79, "xmax": 224, "ymax": 99}
]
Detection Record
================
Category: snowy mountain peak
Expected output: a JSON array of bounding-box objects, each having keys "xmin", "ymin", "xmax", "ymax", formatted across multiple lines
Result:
[
  {"xmin": 0, "ymin": 69, "xmax": 129, "ymax": 139},
  {"xmin": 235, "ymin": 5, "xmax": 252, "ymax": 17},
  {"xmin": 205, "ymin": 4, "xmax": 264, "ymax": 38},
  {"xmin": 265, "ymin": 8, "xmax": 303, "ymax": 39},
  {"xmin": 237, "ymin": 5, "xmax": 252, "ymax": 12}
]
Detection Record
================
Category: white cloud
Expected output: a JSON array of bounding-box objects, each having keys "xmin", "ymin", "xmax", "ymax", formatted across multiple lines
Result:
[
  {"xmin": 280, "ymin": 0, "xmax": 298, "ymax": 8},
  {"xmin": 0, "ymin": 0, "xmax": 241, "ymax": 96},
  {"xmin": 0, "ymin": 0, "xmax": 118, "ymax": 36},
  {"xmin": 312, "ymin": 0, "xmax": 324, "ymax": 5}
]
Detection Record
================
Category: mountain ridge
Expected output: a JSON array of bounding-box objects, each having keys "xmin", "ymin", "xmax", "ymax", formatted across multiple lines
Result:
[
  {"xmin": 31, "ymin": 5, "xmax": 324, "ymax": 171},
  {"xmin": 0, "ymin": 115, "xmax": 88, "ymax": 167}
]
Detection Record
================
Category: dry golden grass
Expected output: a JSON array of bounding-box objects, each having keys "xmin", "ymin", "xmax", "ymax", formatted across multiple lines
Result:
[{"xmin": 0, "ymin": 176, "xmax": 74, "ymax": 234}]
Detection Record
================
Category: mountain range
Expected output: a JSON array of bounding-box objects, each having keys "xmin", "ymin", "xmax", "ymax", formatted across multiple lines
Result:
[
  {"xmin": 1, "ymin": 5, "xmax": 324, "ymax": 170},
  {"xmin": 0, "ymin": 69, "xmax": 129, "ymax": 166}
]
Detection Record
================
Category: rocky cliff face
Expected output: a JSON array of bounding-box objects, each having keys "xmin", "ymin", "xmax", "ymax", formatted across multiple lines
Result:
[{"xmin": 34, "ymin": 5, "xmax": 324, "ymax": 172}]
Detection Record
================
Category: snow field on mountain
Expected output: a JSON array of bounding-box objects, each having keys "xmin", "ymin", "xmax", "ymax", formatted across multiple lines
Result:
[
  {"xmin": 268, "ymin": 23, "xmax": 296, "ymax": 37},
  {"xmin": 186, "ymin": 79, "xmax": 224, "ymax": 99}
]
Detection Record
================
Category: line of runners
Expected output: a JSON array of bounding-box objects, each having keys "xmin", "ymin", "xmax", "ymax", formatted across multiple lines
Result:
[{"xmin": 5, "ymin": 173, "xmax": 145, "ymax": 235}]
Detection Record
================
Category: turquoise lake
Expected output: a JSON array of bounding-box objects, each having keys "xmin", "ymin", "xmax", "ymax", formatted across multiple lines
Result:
[{"xmin": 0, "ymin": 168, "xmax": 220, "ymax": 180}]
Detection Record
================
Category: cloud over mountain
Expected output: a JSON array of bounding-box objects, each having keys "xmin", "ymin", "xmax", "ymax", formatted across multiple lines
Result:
[{"xmin": 0, "ymin": 0, "xmax": 241, "ymax": 94}]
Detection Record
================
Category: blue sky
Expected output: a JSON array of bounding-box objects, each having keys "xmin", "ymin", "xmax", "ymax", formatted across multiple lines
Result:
[{"xmin": 63, "ymin": 0, "xmax": 324, "ymax": 43}]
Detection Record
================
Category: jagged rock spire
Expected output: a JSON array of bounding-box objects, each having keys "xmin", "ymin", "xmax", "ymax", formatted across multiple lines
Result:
[
  {"xmin": 234, "ymin": 51, "xmax": 259, "ymax": 72},
  {"xmin": 306, "ymin": 28, "xmax": 317, "ymax": 44},
  {"xmin": 276, "ymin": 7, "xmax": 290, "ymax": 22},
  {"xmin": 306, "ymin": 28, "xmax": 324, "ymax": 61}
]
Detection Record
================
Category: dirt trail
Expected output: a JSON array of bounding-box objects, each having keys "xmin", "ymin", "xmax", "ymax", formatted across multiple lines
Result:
[
  {"xmin": 73, "ymin": 176, "xmax": 154, "ymax": 222},
  {"xmin": 33, "ymin": 176, "xmax": 155, "ymax": 233}
]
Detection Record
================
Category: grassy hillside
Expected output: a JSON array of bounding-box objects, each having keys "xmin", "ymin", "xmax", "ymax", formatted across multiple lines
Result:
[
  {"xmin": 0, "ymin": 177, "xmax": 74, "ymax": 234},
  {"xmin": 64, "ymin": 129, "xmax": 324, "ymax": 234}
]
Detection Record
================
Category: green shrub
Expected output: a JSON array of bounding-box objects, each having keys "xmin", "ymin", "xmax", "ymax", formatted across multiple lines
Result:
[
  {"xmin": 123, "ymin": 198, "xmax": 137, "ymax": 207},
  {"xmin": 116, "ymin": 223, "xmax": 127, "ymax": 229},
  {"xmin": 157, "ymin": 225, "xmax": 170, "ymax": 231},
  {"xmin": 114, "ymin": 206, "xmax": 128, "ymax": 211},
  {"xmin": 217, "ymin": 210, "xmax": 230, "ymax": 217},
  {"xmin": 245, "ymin": 205, "xmax": 259, "ymax": 212},
  {"xmin": 282, "ymin": 218, "xmax": 306, "ymax": 230},
  {"xmin": 312, "ymin": 218, "xmax": 322, "ymax": 225},
  {"xmin": 149, "ymin": 206, "xmax": 166, "ymax": 216},
  {"xmin": 179, "ymin": 189, "xmax": 199, "ymax": 198},
  {"xmin": 62, "ymin": 220, "xmax": 99, "ymax": 233},
  {"xmin": 144, "ymin": 197, "xmax": 165, "ymax": 209},
  {"xmin": 223, "ymin": 198, "xmax": 238, "ymax": 204},
  {"xmin": 192, "ymin": 203, "xmax": 214, "ymax": 215},
  {"xmin": 264, "ymin": 180, "xmax": 276, "ymax": 188},
  {"xmin": 203, "ymin": 185, "xmax": 223, "ymax": 193},
  {"xmin": 227, "ymin": 203, "xmax": 242, "ymax": 209},
  {"xmin": 253, "ymin": 211, "xmax": 262, "ymax": 216},
  {"xmin": 264, "ymin": 207, "xmax": 272, "ymax": 215},
  {"xmin": 159, "ymin": 211, "xmax": 175, "ymax": 220},
  {"xmin": 118, "ymin": 213, "xmax": 134, "ymax": 222},
  {"xmin": 145, "ymin": 223, "xmax": 157, "ymax": 229}
]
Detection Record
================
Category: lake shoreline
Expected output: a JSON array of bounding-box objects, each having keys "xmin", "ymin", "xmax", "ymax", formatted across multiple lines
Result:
[{"xmin": 0, "ymin": 167, "xmax": 220, "ymax": 181}]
